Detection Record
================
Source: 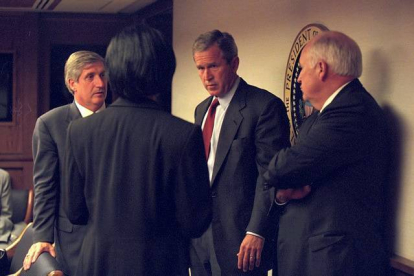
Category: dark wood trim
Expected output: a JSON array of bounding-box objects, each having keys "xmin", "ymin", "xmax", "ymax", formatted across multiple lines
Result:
[
  {"xmin": 0, "ymin": 161, "xmax": 33, "ymax": 190},
  {"xmin": 131, "ymin": 0, "xmax": 172, "ymax": 22},
  {"xmin": 37, "ymin": 12, "xmax": 130, "ymax": 115},
  {"xmin": 39, "ymin": 11, "xmax": 131, "ymax": 22},
  {"xmin": 391, "ymin": 255, "xmax": 414, "ymax": 275},
  {"xmin": 0, "ymin": 51, "xmax": 16, "ymax": 126},
  {"xmin": 0, "ymin": 1, "xmax": 174, "ymax": 189}
]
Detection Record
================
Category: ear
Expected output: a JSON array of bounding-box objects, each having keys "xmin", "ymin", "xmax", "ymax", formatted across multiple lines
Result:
[
  {"xmin": 318, "ymin": 61, "xmax": 328, "ymax": 81},
  {"xmin": 230, "ymin": 56, "xmax": 239, "ymax": 73},
  {"xmin": 68, "ymin": 79, "xmax": 77, "ymax": 93}
]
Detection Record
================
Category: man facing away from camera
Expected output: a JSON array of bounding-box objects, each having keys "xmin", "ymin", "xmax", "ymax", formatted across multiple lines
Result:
[{"xmin": 62, "ymin": 24, "xmax": 212, "ymax": 276}]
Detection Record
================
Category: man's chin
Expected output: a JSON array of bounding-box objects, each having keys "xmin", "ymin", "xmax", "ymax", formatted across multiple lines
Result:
[
  {"xmin": 92, "ymin": 95, "xmax": 107, "ymax": 104},
  {"xmin": 206, "ymin": 90, "xmax": 221, "ymax": 97},
  {"xmin": 93, "ymin": 100, "xmax": 106, "ymax": 108}
]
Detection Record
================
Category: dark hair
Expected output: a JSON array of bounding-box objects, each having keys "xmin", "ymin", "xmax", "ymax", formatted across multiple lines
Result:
[
  {"xmin": 192, "ymin": 30, "xmax": 238, "ymax": 63},
  {"xmin": 105, "ymin": 24, "xmax": 176, "ymax": 101}
]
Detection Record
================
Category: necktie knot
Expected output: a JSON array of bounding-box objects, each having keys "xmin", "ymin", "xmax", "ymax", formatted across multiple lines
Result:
[
  {"xmin": 202, "ymin": 98, "xmax": 220, "ymax": 159},
  {"xmin": 210, "ymin": 98, "xmax": 219, "ymax": 110}
]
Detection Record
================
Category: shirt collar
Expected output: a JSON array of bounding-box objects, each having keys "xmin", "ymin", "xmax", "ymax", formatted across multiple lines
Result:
[
  {"xmin": 216, "ymin": 77, "xmax": 240, "ymax": 109},
  {"xmin": 75, "ymin": 100, "xmax": 106, "ymax": 118},
  {"xmin": 319, "ymin": 81, "xmax": 351, "ymax": 113}
]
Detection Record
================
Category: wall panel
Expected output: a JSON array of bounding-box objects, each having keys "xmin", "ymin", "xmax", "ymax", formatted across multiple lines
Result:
[{"xmin": 0, "ymin": 12, "xmax": 130, "ymax": 190}]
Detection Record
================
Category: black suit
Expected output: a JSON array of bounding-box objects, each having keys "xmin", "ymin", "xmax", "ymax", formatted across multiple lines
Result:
[
  {"xmin": 192, "ymin": 79, "xmax": 290, "ymax": 275},
  {"xmin": 264, "ymin": 79, "xmax": 389, "ymax": 276},
  {"xmin": 32, "ymin": 102, "xmax": 86, "ymax": 275},
  {"xmin": 62, "ymin": 97, "xmax": 212, "ymax": 276}
]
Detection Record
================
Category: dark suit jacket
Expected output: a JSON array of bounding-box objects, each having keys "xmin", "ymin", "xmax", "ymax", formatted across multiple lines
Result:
[
  {"xmin": 32, "ymin": 102, "xmax": 86, "ymax": 275},
  {"xmin": 0, "ymin": 169, "xmax": 12, "ymax": 244},
  {"xmin": 62, "ymin": 97, "xmax": 212, "ymax": 276},
  {"xmin": 193, "ymin": 79, "xmax": 290, "ymax": 274},
  {"xmin": 264, "ymin": 79, "xmax": 389, "ymax": 276}
]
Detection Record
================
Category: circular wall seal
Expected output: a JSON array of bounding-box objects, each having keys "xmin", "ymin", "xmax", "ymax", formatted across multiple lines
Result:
[{"xmin": 284, "ymin": 23, "xmax": 329, "ymax": 144}]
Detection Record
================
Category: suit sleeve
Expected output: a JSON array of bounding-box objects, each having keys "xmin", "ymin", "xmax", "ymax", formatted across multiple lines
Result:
[
  {"xmin": 263, "ymin": 104, "xmax": 371, "ymax": 189},
  {"xmin": 174, "ymin": 125, "xmax": 212, "ymax": 238},
  {"xmin": 62, "ymin": 122, "xmax": 89, "ymax": 225},
  {"xmin": 0, "ymin": 170, "xmax": 13, "ymax": 242},
  {"xmin": 32, "ymin": 118, "xmax": 59, "ymax": 243},
  {"xmin": 247, "ymin": 97, "xmax": 290, "ymax": 235}
]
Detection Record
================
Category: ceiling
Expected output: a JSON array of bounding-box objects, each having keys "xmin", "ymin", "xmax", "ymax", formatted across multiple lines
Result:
[{"xmin": 0, "ymin": 0, "xmax": 157, "ymax": 14}]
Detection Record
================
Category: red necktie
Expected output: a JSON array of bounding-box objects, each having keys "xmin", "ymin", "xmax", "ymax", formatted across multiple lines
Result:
[{"xmin": 202, "ymin": 98, "xmax": 220, "ymax": 159}]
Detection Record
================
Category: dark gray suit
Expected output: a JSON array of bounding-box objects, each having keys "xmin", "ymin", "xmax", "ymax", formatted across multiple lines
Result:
[
  {"xmin": 264, "ymin": 79, "xmax": 389, "ymax": 276},
  {"xmin": 32, "ymin": 102, "xmax": 86, "ymax": 275},
  {"xmin": 0, "ymin": 169, "xmax": 12, "ymax": 245},
  {"xmin": 192, "ymin": 79, "xmax": 290, "ymax": 275},
  {"xmin": 62, "ymin": 97, "xmax": 212, "ymax": 276}
]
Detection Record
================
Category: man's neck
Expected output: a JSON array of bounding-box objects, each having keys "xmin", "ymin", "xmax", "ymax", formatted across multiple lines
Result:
[
  {"xmin": 317, "ymin": 78, "xmax": 354, "ymax": 111},
  {"xmin": 314, "ymin": 76, "xmax": 354, "ymax": 110}
]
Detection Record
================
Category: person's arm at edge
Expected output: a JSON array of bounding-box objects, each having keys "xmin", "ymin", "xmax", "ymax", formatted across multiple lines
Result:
[
  {"xmin": 24, "ymin": 118, "xmax": 57, "ymax": 270},
  {"xmin": 239, "ymin": 97, "xmax": 290, "ymax": 272},
  {"xmin": 175, "ymin": 125, "xmax": 212, "ymax": 238}
]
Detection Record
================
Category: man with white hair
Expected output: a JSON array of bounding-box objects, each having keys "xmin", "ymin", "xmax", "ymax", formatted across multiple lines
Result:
[{"xmin": 263, "ymin": 31, "xmax": 389, "ymax": 276}]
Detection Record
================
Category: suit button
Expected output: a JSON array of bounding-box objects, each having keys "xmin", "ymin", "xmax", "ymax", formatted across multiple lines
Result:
[{"xmin": 211, "ymin": 192, "xmax": 217, "ymax": 198}]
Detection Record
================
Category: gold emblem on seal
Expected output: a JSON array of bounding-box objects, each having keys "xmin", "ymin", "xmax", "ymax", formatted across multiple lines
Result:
[{"xmin": 284, "ymin": 23, "xmax": 329, "ymax": 143}]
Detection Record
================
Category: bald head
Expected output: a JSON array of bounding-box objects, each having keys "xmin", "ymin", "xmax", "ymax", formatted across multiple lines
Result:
[{"xmin": 306, "ymin": 31, "xmax": 363, "ymax": 78}]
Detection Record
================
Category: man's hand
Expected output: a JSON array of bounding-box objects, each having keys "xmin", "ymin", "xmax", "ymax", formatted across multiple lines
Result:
[
  {"xmin": 23, "ymin": 242, "xmax": 56, "ymax": 270},
  {"xmin": 237, "ymin": 234, "xmax": 264, "ymax": 272},
  {"xmin": 276, "ymin": 185, "xmax": 312, "ymax": 204}
]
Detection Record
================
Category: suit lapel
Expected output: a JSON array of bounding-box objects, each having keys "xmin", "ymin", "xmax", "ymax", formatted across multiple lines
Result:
[
  {"xmin": 195, "ymin": 98, "xmax": 212, "ymax": 126},
  {"xmin": 211, "ymin": 82, "xmax": 246, "ymax": 185},
  {"xmin": 67, "ymin": 102, "xmax": 82, "ymax": 123}
]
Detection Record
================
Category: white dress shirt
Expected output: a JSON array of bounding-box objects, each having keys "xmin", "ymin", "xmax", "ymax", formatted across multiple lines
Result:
[
  {"xmin": 202, "ymin": 77, "xmax": 240, "ymax": 181},
  {"xmin": 201, "ymin": 78, "xmax": 263, "ymax": 239},
  {"xmin": 75, "ymin": 100, "xmax": 106, "ymax": 118},
  {"xmin": 319, "ymin": 81, "xmax": 351, "ymax": 113}
]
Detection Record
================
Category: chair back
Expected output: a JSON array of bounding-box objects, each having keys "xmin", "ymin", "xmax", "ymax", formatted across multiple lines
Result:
[
  {"xmin": 10, "ymin": 189, "xmax": 33, "ymax": 225},
  {"xmin": 7, "ymin": 223, "xmax": 63, "ymax": 276},
  {"xmin": 8, "ymin": 223, "xmax": 33, "ymax": 273}
]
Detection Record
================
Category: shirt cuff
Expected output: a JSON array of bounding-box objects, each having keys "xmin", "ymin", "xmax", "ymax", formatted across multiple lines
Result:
[
  {"xmin": 246, "ymin": 232, "xmax": 265, "ymax": 240},
  {"xmin": 274, "ymin": 198, "xmax": 288, "ymax": 206}
]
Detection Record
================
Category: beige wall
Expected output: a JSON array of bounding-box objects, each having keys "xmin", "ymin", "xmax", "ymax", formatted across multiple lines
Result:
[{"xmin": 172, "ymin": 0, "xmax": 414, "ymax": 261}]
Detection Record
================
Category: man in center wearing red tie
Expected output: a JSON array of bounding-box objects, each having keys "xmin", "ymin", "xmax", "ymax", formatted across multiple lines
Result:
[{"xmin": 191, "ymin": 29, "xmax": 290, "ymax": 276}]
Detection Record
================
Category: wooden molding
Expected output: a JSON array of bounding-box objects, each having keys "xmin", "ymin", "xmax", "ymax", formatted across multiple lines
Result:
[{"xmin": 391, "ymin": 255, "xmax": 414, "ymax": 275}]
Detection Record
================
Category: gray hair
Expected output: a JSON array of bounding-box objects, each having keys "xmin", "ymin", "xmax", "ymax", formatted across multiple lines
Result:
[
  {"xmin": 64, "ymin": 51, "xmax": 105, "ymax": 94},
  {"xmin": 307, "ymin": 31, "xmax": 362, "ymax": 78},
  {"xmin": 192, "ymin": 30, "xmax": 238, "ymax": 63}
]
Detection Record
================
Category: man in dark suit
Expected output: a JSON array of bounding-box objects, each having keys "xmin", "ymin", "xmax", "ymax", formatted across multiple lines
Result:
[
  {"xmin": 263, "ymin": 31, "xmax": 389, "ymax": 276},
  {"xmin": 23, "ymin": 51, "xmax": 107, "ymax": 275},
  {"xmin": 190, "ymin": 30, "xmax": 290, "ymax": 276},
  {"xmin": 62, "ymin": 24, "xmax": 212, "ymax": 276}
]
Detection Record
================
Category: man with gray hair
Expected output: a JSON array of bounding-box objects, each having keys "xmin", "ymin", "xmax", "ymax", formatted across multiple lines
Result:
[
  {"xmin": 23, "ymin": 51, "xmax": 107, "ymax": 275},
  {"xmin": 191, "ymin": 29, "xmax": 290, "ymax": 275},
  {"xmin": 263, "ymin": 31, "xmax": 389, "ymax": 275}
]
